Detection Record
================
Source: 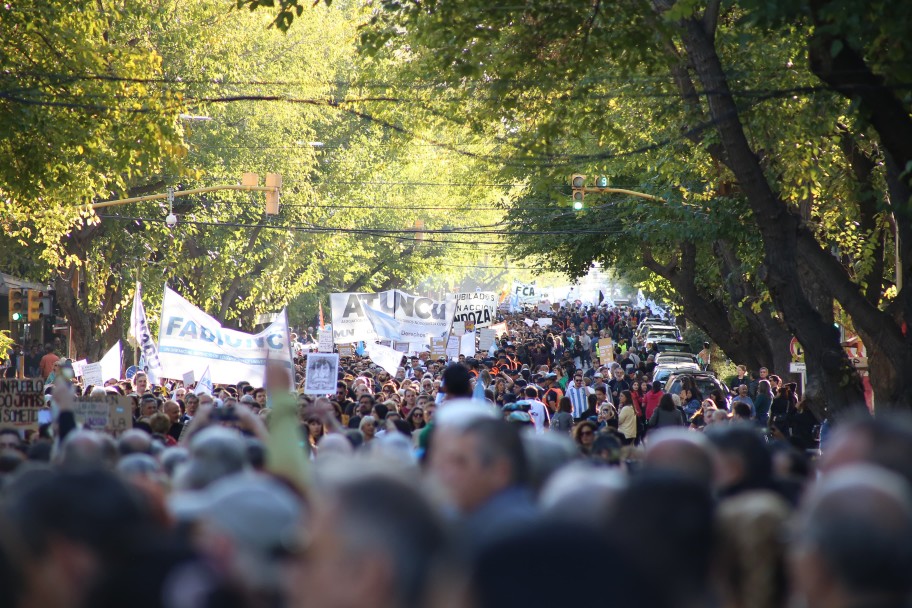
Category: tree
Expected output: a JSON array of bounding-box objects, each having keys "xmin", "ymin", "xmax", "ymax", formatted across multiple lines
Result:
[{"xmin": 301, "ymin": 0, "xmax": 912, "ymax": 414}]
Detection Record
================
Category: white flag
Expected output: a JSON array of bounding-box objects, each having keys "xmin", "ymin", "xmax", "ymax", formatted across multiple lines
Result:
[
  {"xmin": 99, "ymin": 341, "xmax": 122, "ymax": 384},
  {"xmin": 195, "ymin": 366, "xmax": 213, "ymax": 396},
  {"xmin": 128, "ymin": 282, "xmax": 164, "ymax": 384},
  {"xmin": 365, "ymin": 342, "xmax": 405, "ymax": 377}
]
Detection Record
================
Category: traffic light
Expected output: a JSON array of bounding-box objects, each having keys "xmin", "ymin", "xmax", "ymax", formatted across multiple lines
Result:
[
  {"xmin": 27, "ymin": 290, "xmax": 44, "ymax": 322},
  {"xmin": 265, "ymin": 173, "xmax": 281, "ymax": 215},
  {"xmin": 8, "ymin": 289, "xmax": 24, "ymax": 323},
  {"xmin": 596, "ymin": 175, "xmax": 609, "ymax": 188},
  {"xmin": 572, "ymin": 190, "xmax": 585, "ymax": 210},
  {"xmin": 571, "ymin": 174, "xmax": 586, "ymax": 210}
]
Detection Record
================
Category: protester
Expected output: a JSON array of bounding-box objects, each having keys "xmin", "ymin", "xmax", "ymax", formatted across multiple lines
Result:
[{"xmin": 2, "ymin": 299, "xmax": 905, "ymax": 608}]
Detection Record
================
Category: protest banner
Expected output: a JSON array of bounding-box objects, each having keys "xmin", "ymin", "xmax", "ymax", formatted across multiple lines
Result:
[
  {"xmin": 128, "ymin": 282, "xmax": 164, "ymax": 383},
  {"xmin": 511, "ymin": 280, "xmax": 537, "ymax": 303},
  {"xmin": 330, "ymin": 290, "xmax": 456, "ymax": 344},
  {"xmin": 598, "ymin": 338, "xmax": 614, "ymax": 363},
  {"xmin": 537, "ymin": 301, "xmax": 551, "ymax": 313},
  {"xmin": 392, "ymin": 341, "xmax": 410, "ymax": 353},
  {"xmin": 72, "ymin": 394, "xmax": 133, "ymax": 435},
  {"xmin": 523, "ymin": 318, "xmax": 534, "ymax": 327},
  {"xmin": 453, "ymin": 291, "xmax": 496, "ymax": 328},
  {"xmin": 0, "ymin": 379, "xmax": 44, "ymax": 430},
  {"xmin": 318, "ymin": 330, "xmax": 334, "ymax": 353},
  {"xmin": 304, "ymin": 353, "xmax": 339, "ymax": 395},
  {"xmin": 182, "ymin": 370, "xmax": 195, "ymax": 387},
  {"xmin": 338, "ymin": 344, "xmax": 354, "ymax": 357},
  {"xmin": 157, "ymin": 287, "xmax": 294, "ymax": 385},
  {"xmin": 536, "ymin": 318, "xmax": 553, "ymax": 327}
]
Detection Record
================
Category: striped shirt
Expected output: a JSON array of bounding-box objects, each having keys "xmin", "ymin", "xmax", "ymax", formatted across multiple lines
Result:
[{"xmin": 566, "ymin": 384, "xmax": 589, "ymax": 418}]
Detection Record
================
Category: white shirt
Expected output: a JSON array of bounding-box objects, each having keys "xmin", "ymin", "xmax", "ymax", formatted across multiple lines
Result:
[{"xmin": 527, "ymin": 399, "xmax": 550, "ymax": 434}]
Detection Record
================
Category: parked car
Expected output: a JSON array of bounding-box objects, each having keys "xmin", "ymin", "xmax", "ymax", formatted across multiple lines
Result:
[
  {"xmin": 651, "ymin": 340, "xmax": 694, "ymax": 354},
  {"xmin": 664, "ymin": 372, "xmax": 729, "ymax": 399},
  {"xmin": 652, "ymin": 363, "xmax": 701, "ymax": 385},
  {"xmin": 654, "ymin": 352, "xmax": 699, "ymax": 365}
]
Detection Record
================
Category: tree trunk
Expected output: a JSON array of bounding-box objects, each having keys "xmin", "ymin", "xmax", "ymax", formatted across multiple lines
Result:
[{"xmin": 676, "ymin": 15, "xmax": 866, "ymax": 417}]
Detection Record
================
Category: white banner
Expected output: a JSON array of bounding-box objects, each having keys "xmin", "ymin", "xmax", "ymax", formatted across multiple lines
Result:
[
  {"xmin": 511, "ymin": 280, "xmax": 537, "ymax": 303},
  {"xmin": 453, "ymin": 291, "xmax": 496, "ymax": 328},
  {"xmin": 128, "ymin": 282, "xmax": 164, "ymax": 384},
  {"xmin": 157, "ymin": 287, "xmax": 293, "ymax": 386},
  {"xmin": 330, "ymin": 290, "xmax": 456, "ymax": 344}
]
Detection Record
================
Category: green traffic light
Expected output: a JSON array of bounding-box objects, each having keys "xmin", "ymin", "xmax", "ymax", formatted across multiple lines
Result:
[
  {"xmin": 11, "ymin": 312, "xmax": 23, "ymax": 322},
  {"xmin": 573, "ymin": 200, "xmax": 584, "ymax": 210}
]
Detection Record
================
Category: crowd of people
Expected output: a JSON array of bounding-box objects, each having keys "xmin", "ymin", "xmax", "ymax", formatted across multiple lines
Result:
[{"xmin": 1, "ymin": 304, "xmax": 910, "ymax": 608}]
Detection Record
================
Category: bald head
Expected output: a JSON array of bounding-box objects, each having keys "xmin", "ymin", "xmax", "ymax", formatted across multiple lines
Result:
[{"xmin": 644, "ymin": 429, "xmax": 714, "ymax": 486}]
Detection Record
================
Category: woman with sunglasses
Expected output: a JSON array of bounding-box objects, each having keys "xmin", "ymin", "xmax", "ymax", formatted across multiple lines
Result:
[
  {"xmin": 573, "ymin": 420, "xmax": 598, "ymax": 456},
  {"xmin": 407, "ymin": 407, "xmax": 425, "ymax": 432}
]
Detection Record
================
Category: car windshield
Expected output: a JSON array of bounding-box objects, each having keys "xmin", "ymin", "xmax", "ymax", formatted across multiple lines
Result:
[
  {"xmin": 668, "ymin": 376, "xmax": 720, "ymax": 397},
  {"xmin": 655, "ymin": 342, "xmax": 692, "ymax": 353}
]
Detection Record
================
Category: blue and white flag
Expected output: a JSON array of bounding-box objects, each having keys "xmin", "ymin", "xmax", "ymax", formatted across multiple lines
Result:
[
  {"xmin": 128, "ymin": 282, "xmax": 164, "ymax": 384},
  {"xmin": 195, "ymin": 366, "xmax": 213, "ymax": 396},
  {"xmin": 363, "ymin": 304, "xmax": 403, "ymax": 341}
]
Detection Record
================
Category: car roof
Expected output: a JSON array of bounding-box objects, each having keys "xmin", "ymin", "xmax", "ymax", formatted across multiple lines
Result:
[{"xmin": 655, "ymin": 362, "xmax": 700, "ymax": 370}]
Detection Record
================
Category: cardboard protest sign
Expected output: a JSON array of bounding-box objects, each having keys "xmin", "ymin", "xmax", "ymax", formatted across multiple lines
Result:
[
  {"xmin": 536, "ymin": 318, "xmax": 552, "ymax": 327},
  {"xmin": 429, "ymin": 338, "xmax": 447, "ymax": 360},
  {"xmin": 451, "ymin": 321, "xmax": 466, "ymax": 336},
  {"xmin": 72, "ymin": 394, "xmax": 133, "ymax": 435},
  {"xmin": 0, "ymin": 379, "xmax": 45, "ymax": 430},
  {"xmin": 453, "ymin": 291, "xmax": 496, "ymax": 328},
  {"xmin": 182, "ymin": 370, "xmax": 195, "ymax": 386},
  {"xmin": 337, "ymin": 344, "xmax": 354, "ymax": 357},
  {"xmin": 598, "ymin": 338, "xmax": 614, "ymax": 363}
]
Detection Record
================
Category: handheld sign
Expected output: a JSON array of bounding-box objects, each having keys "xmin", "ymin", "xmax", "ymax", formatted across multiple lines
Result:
[{"xmin": 0, "ymin": 379, "xmax": 45, "ymax": 430}]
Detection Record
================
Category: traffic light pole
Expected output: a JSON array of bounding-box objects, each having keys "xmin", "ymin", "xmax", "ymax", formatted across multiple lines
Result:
[
  {"xmin": 573, "ymin": 186, "xmax": 664, "ymax": 202},
  {"xmin": 92, "ymin": 183, "xmax": 279, "ymax": 209}
]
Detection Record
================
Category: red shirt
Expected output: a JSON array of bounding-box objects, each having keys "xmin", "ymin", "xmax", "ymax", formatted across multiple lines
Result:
[{"xmin": 643, "ymin": 390, "xmax": 664, "ymax": 419}]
